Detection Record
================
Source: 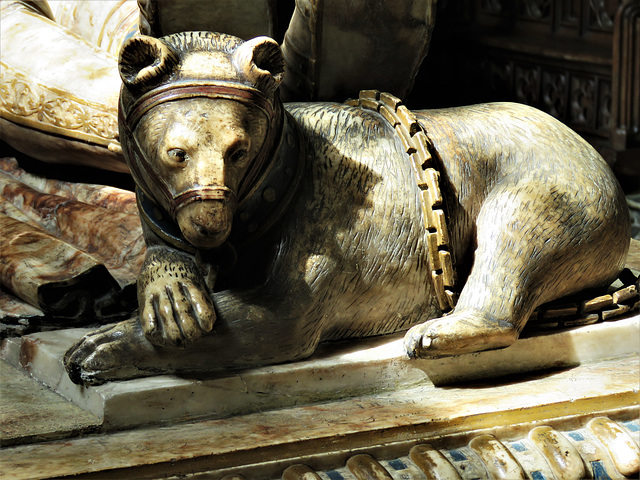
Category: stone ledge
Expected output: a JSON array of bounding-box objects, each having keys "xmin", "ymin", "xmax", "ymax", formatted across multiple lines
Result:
[
  {"xmin": 0, "ymin": 361, "xmax": 100, "ymax": 447},
  {"xmin": 1, "ymin": 357, "xmax": 638, "ymax": 480},
  {"xmin": 1, "ymin": 314, "xmax": 638, "ymax": 430}
]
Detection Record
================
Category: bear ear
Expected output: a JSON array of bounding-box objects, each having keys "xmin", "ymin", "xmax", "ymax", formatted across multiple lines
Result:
[
  {"xmin": 119, "ymin": 35, "xmax": 178, "ymax": 91},
  {"xmin": 233, "ymin": 36, "xmax": 284, "ymax": 96}
]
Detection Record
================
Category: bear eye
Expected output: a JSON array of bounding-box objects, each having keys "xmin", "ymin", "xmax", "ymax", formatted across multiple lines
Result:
[
  {"xmin": 229, "ymin": 148, "xmax": 248, "ymax": 164},
  {"xmin": 167, "ymin": 148, "xmax": 187, "ymax": 162}
]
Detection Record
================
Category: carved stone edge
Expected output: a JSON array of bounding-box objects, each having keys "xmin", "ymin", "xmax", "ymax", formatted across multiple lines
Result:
[
  {"xmin": 0, "ymin": 62, "xmax": 120, "ymax": 149},
  {"xmin": 280, "ymin": 413, "xmax": 640, "ymax": 480}
]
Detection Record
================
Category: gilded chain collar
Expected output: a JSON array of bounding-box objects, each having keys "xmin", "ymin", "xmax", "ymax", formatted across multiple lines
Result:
[{"xmin": 347, "ymin": 90, "xmax": 458, "ymax": 313}]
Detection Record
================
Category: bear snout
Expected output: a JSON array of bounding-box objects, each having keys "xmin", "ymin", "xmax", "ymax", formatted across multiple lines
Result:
[{"xmin": 176, "ymin": 200, "xmax": 234, "ymax": 249}]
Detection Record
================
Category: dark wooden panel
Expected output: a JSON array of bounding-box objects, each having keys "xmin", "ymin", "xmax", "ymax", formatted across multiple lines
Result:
[{"xmin": 410, "ymin": 0, "xmax": 639, "ymax": 176}]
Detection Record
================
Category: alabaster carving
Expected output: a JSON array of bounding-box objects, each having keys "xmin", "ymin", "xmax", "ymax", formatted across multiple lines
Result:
[
  {"xmin": 61, "ymin": 31, "xmax": 630, "ymax": 385},
  {"xmin": 0, "ymin": 1, "xmax": 132, "ymax": 172},
  {"xmin": 1, "ymin": 66, "xmax": 120, "ymax": 145},
  {"xmin": 0, "ymin": 159, "xmax": 145, "ymax": 325},
  {"xmin": 0, "ymin": 0, "xmax": 436, "ymax": 173},
  {"xmin": 47, "ymin": 0, "xmax": 139, "ymax": 57}
]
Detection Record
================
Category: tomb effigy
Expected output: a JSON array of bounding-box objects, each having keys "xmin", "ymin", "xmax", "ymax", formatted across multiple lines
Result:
[{"xmin": 0, "ymin": 1, "xmax": 638, "ymax": 479}]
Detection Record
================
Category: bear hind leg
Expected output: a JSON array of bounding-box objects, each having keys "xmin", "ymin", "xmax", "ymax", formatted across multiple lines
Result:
[{"xmin": 405, "ymin": 179, "xmax": 628, "ymax": 358}]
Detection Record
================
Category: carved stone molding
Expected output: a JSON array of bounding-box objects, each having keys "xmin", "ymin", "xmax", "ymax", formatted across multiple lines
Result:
[
  {"xmin": 480, "ymin": 0, "xmax": 503, "ymax": 14},
  {"xmin": 515, "ymin": 64, "xmax": 540, "ymax": 105},
  {"xmin": 421, "ymin": 0, "xmax": 635, "ymax": 163},
  {"xmin": 282, "ymin": 416, "xmax": 640, "ymax": 480},
  {"xmin": 571, "ymin": 75, "xmax": 598, "ymax": 127},
  {"xmin": 474, "ymin": 56, "xmax": 611, "ymax": 136},
  {"xmin": 589, "ymin": 0, "xmax": 616, "ymax": 29},
  {"xmin": 0, "ymin": 64, "xmax": 119, "ymax": 148},
  {"xmin": 475, "ymin": 0, "xmax": 617, "ymax": 31},
  {"xmin": 542, "ymin": 70, "xmax": 568, "ymax": 118},
  {"xmin": 520, "ymin": 0, "xmax": 552, "ymax": 20}
]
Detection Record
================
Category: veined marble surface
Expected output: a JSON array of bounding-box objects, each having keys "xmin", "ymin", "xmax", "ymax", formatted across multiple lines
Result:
[
  {"xmin": 0, "ymin": 361, "xmax": 99, "ymax": 446},
  {"xmin": 1, "ymin": 313, "xmax": 639, "ymax": 430},
  {"xmin": 1, "ymin": 314, "xmax": 640, "ymax": 429},
  {"xmin": 1, "ymin": 355, "xmax": 638, "ymax": 479}
]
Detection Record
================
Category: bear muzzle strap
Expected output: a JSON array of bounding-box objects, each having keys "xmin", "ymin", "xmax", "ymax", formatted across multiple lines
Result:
[
  {"xmin": 172, "ymin": 186, "xmax": 238, "ymax": 214},
  {"xmin": 120, "ymin": 80, "xmax": 281, "ymax": 220}
]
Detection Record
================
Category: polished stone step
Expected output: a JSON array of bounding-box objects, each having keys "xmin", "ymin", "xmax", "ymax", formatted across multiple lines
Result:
[
  {"xmin": 0, "ymin": 360, "xmax": 99, "ymax": 447},
  {"xmin": 1, "ymin": 355, "xmax": 637, "ymax": 479},
  {"xmin": 1, "ymin": 313, "xmax": 638, "ymax": 430}
]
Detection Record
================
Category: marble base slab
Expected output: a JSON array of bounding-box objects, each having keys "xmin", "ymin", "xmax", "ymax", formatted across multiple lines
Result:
[
  {"xmin": 3, "ymin": 356, "xmax": 638, "ymax": 480},
  {"xmin": 1, "ymin": 314, "xmax": 639, "ymax": 430},
  {"xmin": 0, "ymin": 361, "xmax": 100, "ymax": 446}
]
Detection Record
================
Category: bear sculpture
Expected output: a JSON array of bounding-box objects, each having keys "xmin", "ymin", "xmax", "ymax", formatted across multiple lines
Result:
[{"xmin": 64, "ymin": 32, "xmax": 630, "ymax": 385}]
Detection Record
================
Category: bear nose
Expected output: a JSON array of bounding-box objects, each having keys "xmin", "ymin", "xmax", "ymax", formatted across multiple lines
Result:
[{"xmin": 176, "ymin": 200, "xmax": 234, "ymax": 249}]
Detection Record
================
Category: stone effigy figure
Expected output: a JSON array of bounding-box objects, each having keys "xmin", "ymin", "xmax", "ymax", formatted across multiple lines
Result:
[{"xmin": 63, "ymin": 31, "xmax": 630, "ymax": 385}]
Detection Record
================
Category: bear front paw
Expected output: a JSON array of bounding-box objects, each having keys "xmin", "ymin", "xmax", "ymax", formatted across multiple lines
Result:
[
  {"xmin": 63, "ymin": 318, "xmax": 154, "ymax": 385},
  {"xmin": 140, "ymin": 279, "xmax": 216, "ymax": 348}
]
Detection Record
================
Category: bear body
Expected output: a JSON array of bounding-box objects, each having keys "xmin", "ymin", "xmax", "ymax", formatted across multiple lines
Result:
[{"xmin": 64, "ymin": 32, "xmax": 629, "ymax": 385}]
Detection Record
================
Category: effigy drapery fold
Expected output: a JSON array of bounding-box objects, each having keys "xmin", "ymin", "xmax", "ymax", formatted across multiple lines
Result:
[{"xmin": 0, "ymin": 158, "xmax": 144, "ymax": 335}]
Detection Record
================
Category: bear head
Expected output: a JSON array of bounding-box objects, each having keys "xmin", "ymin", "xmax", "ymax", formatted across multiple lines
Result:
[{"xmin": 118, "ymin": 31, "xmax": 284, "ymax": 249}]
